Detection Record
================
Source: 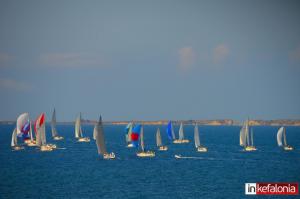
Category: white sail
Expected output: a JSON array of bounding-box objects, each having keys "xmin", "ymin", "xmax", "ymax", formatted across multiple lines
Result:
[
  {"xmin": 95, "ymin": 116, "xmax": 107, "ymax": 155},
  {"xmin": 93, "ymin": 125, "xmax": 97, "ymax": 140},
  {"xmin": 126, "ymin": 122, "xmax": 133, "ymax": 143},
  {"xmin": 277, "ymin": 127, "xmax": 284, "ymax": 146},
  {"xmin": 11, "ymin": 128, "xmax": 17, "ymax": 147},
  {"xmin": 29, "ymin": 121, "xmax": 34, "ymax": 141},
  {"xmin": 171, "ymin": 123, "xmax": 176, "ymax": 140},
  {"xmin": 245, "ymin": 121, "xmax": 250, "ymax": 146},
  {"xmin": 51, "ymin": 109, "xmax": 58, "ymax": 137},
  {"xmin": 239, "ymin": 125, "xmax": 246, "ymax": 146},
  {"xmin": 40, "ymin": 123, "xmax": 46, "ymax": 145},
  {"xmin": 75, "ymin": 113, "xmax": 83, "ymax": 138},
  {"xmin": 178, "ymin": 122, "xmax": 184, "ymax": 140},
  {"xmin": 251, "ymin": 129, "xmax": 254, "ymax": 146},
  {"xmin": 140, "ymin": 126, "xmax": 145, "ymax": 152},
  {"xmin": 194, "ymin": 124, "xmax": 200, "ymax": 148},
  {"xmin": 283, "ymin": 127, "xmax": 287, "ymax": 146},
  {"xmin": 16, "ymin": 113, "xmax": 29, "ymax": 136},
  {"xmin": 35, "ymin": 113, "xmax": 46, "ymax": 147},
  {"xmin": 156, "ymin": 128, "xmax": 162, "ymax": 147}
]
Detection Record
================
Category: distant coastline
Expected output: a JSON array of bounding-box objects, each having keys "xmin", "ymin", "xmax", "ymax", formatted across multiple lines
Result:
[{"xmin": 1, "ymin": 119, "xmax": 300, "ymax": 126}]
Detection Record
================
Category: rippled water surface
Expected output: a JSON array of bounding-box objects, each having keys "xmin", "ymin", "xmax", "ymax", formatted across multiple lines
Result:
[{"xmin": 0, "ymin": 124, "xmax": 299, "ymax": 199}]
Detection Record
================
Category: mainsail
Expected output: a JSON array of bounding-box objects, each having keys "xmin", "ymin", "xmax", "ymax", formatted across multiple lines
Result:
[
  {"xmin": 240, "ymin": 120, "xmax": 250, "ymax": 147},
  {"xmin": 11, "ymin": 128, "xmax": 17, "ymax": 147},
  {"xmin": 140, "ymin": 126, "xmax": 145, "ymax": 152},
  {"xmin": 29, "ymin": 122, "xmax": 34, "ymax": 141},
  {"xmin": 75, "ymin": 113, "xmax": 83, "ymax": 138},
  {"xmin": 95, "ymin": 116, "xmax": 107, "ymax": 155},
  {"xmin": 178, "ymin": 122, "xmax": 184, "ymax": 140},
  {"xmin": 167, "ymin": 121, "xmax": 175, "ymax": 140},
  {"xmin": 125, "ymin": 122, "xmax": 133, "ymax": 143},
  {"xmin": 156, "ymin": 128, "xmax": 162, "ymax": 147},
  {"xmin": 194, "ymin": 124, "xmax": 200, "ymax": 148},
  {"xmin": 277, "ymin": 127, "xmax": 284, "ymax": 146},
  {"xmin": 93, "ymin": 125, "xmax": 97, "ymax": 140},
  {"xmin": 35, "ymin": 113, "xmax": 46, "ymax": 147},
  {"xmin": 51, "ymin": 109, "xmax": 58, "ymax": 137}
]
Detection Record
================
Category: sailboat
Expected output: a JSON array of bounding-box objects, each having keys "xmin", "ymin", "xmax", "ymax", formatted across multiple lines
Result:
[
  {"xmin": 173, "ymin": 122, "xmax": 189, "ymax": 143},
  {"xmin": 125, "ymin": 122, "xmax": 134, "ymax": 147},
  {"xmin": 95, "ymin": 116, "xmax": 115, "ymax": 159},
  {"xmin": 156, "ymin": 128, "xmax": 168, "ymax": 151},
  {"xmin": 166, "ymin": 121, "xmax": 176, "ymax": 142},
  {"xmin": 136, "ymin": 125, "xmax": 155, "ymax": 157},
  {"xmin": 277, "ymin": 127, "xmax": 293, "ymax": 151},
  {"xmin": 240, "ymin": 119, "xmax": 257, "ymax": 151},
  {"xmin": 194, "ymin": 124, "xmax": 207, "ymax": 152},
  {"xmin": 16, "ymin": 113, "xmax": 36, "ymax": 146},
  {"xmin": 11, "ymin": 128, "xmax": 24, "ymax": 150},
  {"xmin": 51, "ymin": 108, "xmax": 63, "ymax": 140},
  {"xmin": 75, "ymin": 113, "xmax": 90, "ymax": 142},
  {"xmin": 35, "ymin": 113, "xmax": 56, "ymax": 151}
]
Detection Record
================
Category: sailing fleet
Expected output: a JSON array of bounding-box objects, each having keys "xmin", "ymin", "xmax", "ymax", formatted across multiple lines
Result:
[{"xmin": 10, "ymin": 111, "xmax": 296, "ymax": 159}]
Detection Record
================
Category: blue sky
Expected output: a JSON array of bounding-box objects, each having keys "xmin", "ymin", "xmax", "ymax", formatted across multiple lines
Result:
[{"xmin": 0, "ymin": 0, "xmax": 300, "ymax": 121}]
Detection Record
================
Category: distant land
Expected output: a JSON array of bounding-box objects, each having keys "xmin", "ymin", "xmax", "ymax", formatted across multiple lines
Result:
[{"xmin": 1, "ymin": 119, "xmax": 300, "ymax": 126}]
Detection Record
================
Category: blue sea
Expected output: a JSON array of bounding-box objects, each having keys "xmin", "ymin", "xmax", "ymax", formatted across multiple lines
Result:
[{"xmin": 0, "ymin": 124, "xmax": 299, "ymax": 199}]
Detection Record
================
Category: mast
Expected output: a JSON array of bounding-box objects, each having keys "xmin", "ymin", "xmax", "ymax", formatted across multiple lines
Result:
[
  {"xmin": 51, "ymin": 108, "xmax": 57, "ymax": 137},
  {"xmin": 251, "ymin": 129, "xmax": 254, "ymax": 146},
  {"xmin": 95, "ymin": 116, "xmax": 107, "ymax": 155},
  {"xmin": 179, "ymin": 122, "xmax": 184, "ymax": 140},
  {"xmin": 140, "ymin": 126, "xmax": 145, "ymax": 152},
  {"xmin": 194, "ymin": 124, "xmax": 200, "ymax": 148},
  {"xmin": 156, "ymin": 128, "xmax": 162, "ymax": 147}
]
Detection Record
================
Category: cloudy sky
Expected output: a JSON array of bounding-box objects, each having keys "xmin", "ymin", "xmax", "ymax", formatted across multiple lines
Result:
[{"xmin": 0, "ymin": 0, "xmax": 300, "ymax": 121}]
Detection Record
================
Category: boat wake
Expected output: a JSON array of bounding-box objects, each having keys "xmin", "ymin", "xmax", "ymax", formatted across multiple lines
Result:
[{"xmin": 174, "ymin": 155, "xmax": 216, "ymax": 160}]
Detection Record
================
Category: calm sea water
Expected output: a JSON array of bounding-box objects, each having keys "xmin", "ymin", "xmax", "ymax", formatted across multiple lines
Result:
[{"xmin": 0, "ymin": 124, "xmax": 299, "ymax": 199}]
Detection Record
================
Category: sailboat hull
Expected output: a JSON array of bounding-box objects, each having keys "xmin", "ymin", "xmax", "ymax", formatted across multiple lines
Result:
[
  {"xmin": 12, "ymin": 146, "xmax": 25, "ymax": 151},
  {"xmin": 283, "ymin": 145, "xmax": 294, "ymax": 151},
  {"xmin": 126, "ymin": 143, "xmax": 134, "ymax": 148},
  {"xmin": 40, "ymin": 145, "xmax": 53, "ymax": 151},
  {"xmin": 244, "ymin": 146, "xmax": 257, "ymax": 151},
  {"xmin": 25, "ymin": 139, "xmax": 36, "ymax": 146},
  {"xmin": 77, "ymin": 137, "xmax": 90, "ymax": 142},
  {"xmin": 158, "ymin": 146, "xmax": 168, "ymax": 151},
  {"xmin": 173, "ymin": 139, "xmax": 189, "ymax": 144},
  {"xmin": 103, "ymin": 152, "xmax": 116, "ymax": 159},
  {"xmin": 197, "ymin": 146, "xmax": 208, "ymax": 152},
  {"xmin": 137, "ymin": 151, "xmax": 155, "ymax": 157},
  {"xmin": 53, "ymin": 136, "xmax": 64, "ymax": 140}
]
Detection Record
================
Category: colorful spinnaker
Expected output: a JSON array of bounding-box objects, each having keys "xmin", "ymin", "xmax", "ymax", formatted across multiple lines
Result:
[
  {"xmin": 131, "ymin": 124, "xmax": 141, "ymax": 147},
  {"xmin": 166, "ymin": 121, "xmax": 175, "ymax": 140},
  {"xmin": 16, "ymin": 113, "xmax": 31, "ymax": 139}
]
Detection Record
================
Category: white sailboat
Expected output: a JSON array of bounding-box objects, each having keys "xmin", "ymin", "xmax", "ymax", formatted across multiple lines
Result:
[
  {"xmin": 173, "ymin": 122, "xmax": 189, "ymax": 143},
  {"xmin": 156, "ymin": 128, "xmax": 168, "ymax": 151},
  {"xmin": 75, "ymin": 113, "xmax": 90, "ymax": 142},
  {"xmin": 11, "ymin": 128, "xmax": 24, "ymax": 150},
  {"xmin": 51, "ymin": 108, "xmax": 63, "ymax": 140},
  {"xmin": 240, "ymin": 119, "xmax": 256, "ymax": 151},
  {"xmin": 194, "ymin": 124, "xmax": 207, "ymax": 152},
  {"xmin": 137, "ymin": 125, "xmax": 155, "ymax": 157},
  {"xmin": 277, "ymin": 127, "xmax": 293, "ymax": 151},
  {"xmin": 16, "ymin": 113, "xmax": 36, "ymax": 146},
  {"xmin": 95, "ymin": 116, "xmax": 115, "ymax": 159},
  {"xmin": 35, "ymin": 113, "xmax": 56, "ymax": 151}
]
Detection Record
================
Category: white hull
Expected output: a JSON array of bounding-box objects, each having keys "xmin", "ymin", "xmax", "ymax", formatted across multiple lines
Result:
[
  {"xmin": 244, "ymin": 146, "xmax": 257, "ymax": 151},
  {"xmin": 40, "ymin": 145, "xmax": 53, "ymax": 151},
  {"xmin": 197, "ymin": 146, "xmax": 208, "ymax": 152},
  {"xmin": 53, "ymin": 136, "xmax": 64, "ymax": 140},
  {"xmin": 25, "ymin": 140, "xmax": 36, "ymax": 147},
  {"xmin": 173, "ymin": 139, "xmax": 189, "ymax": 144},
  {"xmin": 283, "ymin": 145, "xmax": 294, "ymax": 151},
  {"xmin": 158, "ymin": 146, "xmax": 168, "ymax": 151},
  {"xmin": 126, "ymin": 143, "xmax": 134, "ymax": 148},
  {"xmin": 137, "ymin": 151, "xmax": 155, "ymax": 157},
  {"xmin": 12, "ymin": 146, "xmax": 25, "ymax": 151},
  {"xmin": 77, "ymin": 137, "xmax": 90, "ymax": 142},
  {"xmin": 103, "ymin": 152, "xmax": 116, "ymax": 159}
]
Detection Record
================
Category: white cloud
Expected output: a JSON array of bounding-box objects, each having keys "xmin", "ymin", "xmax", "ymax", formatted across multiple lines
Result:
[
  {"xmin": 213, "ymin": 44, "xmax": 229, "ymax": 64},
  {"xmin": 178, "ymin": 47, "xmax": 196, "ymax": 71},
  {"xmin": 0, "ymin": 78, "xmax": 32, "ymax": 91},
  {"xmin": 289, "ymin": 46, "xmax": 300, "ymax": 62},
  {"xmin": 39, "ymin": 53, "xmax": 104, "ymax": 67}
]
